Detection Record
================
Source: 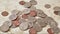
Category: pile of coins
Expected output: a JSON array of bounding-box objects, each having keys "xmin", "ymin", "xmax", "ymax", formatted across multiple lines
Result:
[{"xmin": 0, "ymin": 0, "xmax": 60, "ymax": 34}]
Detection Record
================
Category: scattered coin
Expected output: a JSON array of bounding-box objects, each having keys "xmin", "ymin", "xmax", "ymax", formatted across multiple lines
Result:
[
  {"xmin": 29, "ymin": 28, "xmax": 37, "ymax": 34},
  {"xmin": 51, "ymin": 27, "xmax": 60, "ymax": 34},
  {"xmin": 22, "ymin": 14, "xmax": 28, "ymax": 19},
  {"xmin": 11, "ymin": 9, "xmax": 20, "ymax": 15},
  {"xmin": 27, "ymin": 16, "xmax": 36, "ymax": 23},
  {"xmin": 29, "ymin": 10, "xmax": 37, "ymax": 17},
  {"xmin": 44, "ymin": 4, "xmax": 51, "ymax": 9},
  {"xmin": 22, "ymin": 9, "xmax": 30, "ymax": 14},
  {"xmin": 36, "ymin": 9, "xmax": 47, "ymax": 18},
  {"xmin": 24, "ymin": 2, "xmax": 32, "ymax": 8},
  {"xmin": 30, "ymin": 0, "xmax": 37, "ymax": 5},
  {"xmin": 9, "ymin": 14, "xmax": 17, "ymax": 20},
  {"xmin": 33, "ymin": 22, "xmax": 42, "ymax": 32},
  {"xmin": 47, "ymin": 28, "xmax": 54, "ymax": 34},
  {"xmin": 19, "ymin": 22, "xmax": 28, "ymax": 31},
  {"xmin": 54, "ymin": 11, "xmax": 60, "ymax": 16},
  {"xmin": 19, "ymin": 1, "xmax": 26, "ymax": 5},
  {"xmin": 1, "ymin": 11, "xmax": 9, "ymax": 16},
  {"xmin": 19, "ymin": 18, "xmax": 27, "ymax": 23},
  {"xmin": 3, "ymin": 21, "xmax": 12, "ymax": 27},
  {"xmin": 0, "ymin": 24, "xmax": 9, "ymax": 32},
  {"xmin": 53, "ymin": 6, "xmax": 60, "ymax": 11},
  {"xmin": 54, "ymin": 11, "xmax": 59, "ymax": 15},
  {"xmin": 12, "ymin": 20, "xmax": 20, "ymax": 27},
  {"xmin": 46, "ymin": 17, "xmax": 58, "ymax": 28},
  {"xmin": 28, "ymin": 21, "xmax": 34, "ymax": 28},
  {"xmin": 37, "ymin": 18, "xmax": 47, "ymax": 27},
  {"xmin": 30, "ymin": 6, "xmax": 36, "ymax": 10}
]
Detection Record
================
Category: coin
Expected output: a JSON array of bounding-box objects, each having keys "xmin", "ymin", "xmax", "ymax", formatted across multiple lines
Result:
[
  {"xmin": 19, "ymin": 22, "xmax": 28, "ymax": 31},
  {"xmin": 53, "ymin": 6, "xmax": 60, "ymax": 11},
  {"xmin": 9, "ymin": 14, "xmax": 17, "ymax": 20},
  {"xmin": 19, "ymin": 1, "xmax": 25, "ymax": 5},
  {"xmin": 30, "ymin": 0, "xmax": 37, "ymax": 5},
  {"xmin": 0, "ymin": 24, "xmax": 9, "ymax": 32},
  {"xmin": 1, "ymin": 11, "xmax": 9, "ymax": 16},
  {"xmin": 29, "ymin": 28, "xmax": 37, "ymax": 34},
  {"xmin": 24, "ymin": 2, "xmax": 32, "ymax": 8},
  {"xmin": 36, "ymin": 9, "xmax": 47, "ymax": 18},
  {"xmin": 44, "ymin": 4, "xmax": 51, "ymax": 9},
  {"xmin": 3, "ymin": 21, "xmax": 12, "ymax": 27},
  {"xmin": 33, "ymin": 23, "xmax": 42, "ymax": 32}
]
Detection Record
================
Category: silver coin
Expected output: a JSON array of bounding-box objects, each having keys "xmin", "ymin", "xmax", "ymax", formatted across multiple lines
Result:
[
  {"xmin": 28, "ymin": 21, "xmax": 34, "ymax": 28},
  {"xmin": 24, "ymin": 2, "xmax": 32, "ymax": 8},
  {"xmin": 30, "ymin": 0, "xmax": 37, "ymax": 5},
  {"xmin": 19, "ymin": 22, "xmax": 28, "ymax": 31},
  {"xmin": 37, "ymin": 18, "xmax": 47, "ymax": 27},
  {"xmin": 53, "ymin": 6, "xmax": 60, "ymax": 11},
  {"xmin": 3, "ymin": 21, "xmax": 12, "ymax": 27},
  {"xmin": 22, "ymin": 9, "xmax": 30, "ymax": 14},
  {"xmin": 27, "ymin": 16, "xmax": 36, "ymax": 22},
  {"xmin": 46, "ymin": 17, "xmax": 58, "ymax": 28},
  {"xmin": 9, "ymin": 14, "xmax": 17, "ymax": 20},
  {"xmin": 0, "ymin": 24, "xmax": 9, "ymax": 32},
  {"xmin": 33, "ymin": 22, "xmax": 42, "ymax": 32},
  {"xmin": 36, "ymin": 9, "xmax": 47, "ymax": 18},
  {"xmin": 51, "ymin": 27, "xmax": 60, "ymax": 34}
]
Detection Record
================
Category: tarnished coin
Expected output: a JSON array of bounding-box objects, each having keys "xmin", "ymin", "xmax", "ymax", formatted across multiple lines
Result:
[
  {"xmin": 54, "ymin": 11, "xmax": 60, "ymax": 16},
  {"xmin": 19, "ymin": 22, "xmax": 28, "ymax": 31},
  {"xmin": 33, "ymin": 23, "xmax": 42, "ymax": 32},
  {"xmin": 0, "ymin": 24, "xmax": 9, "ymax": 32},
  {"xmin": 36, "ymin": 9, "xmax": 47, "ymax": 18},
  {"xmin": 54, "ymin": 11, "xmax": 59, "ymax": 15},
  {"xmin": 29, "ymin": 28, "xmax": 37, "ymax": 34},
  {"xmin": 3, "ymin": 21, "xmax": 12, "ymax": 27},
  {"xmin": 24, "ymin": 2, "xmax": 32, "ymax": 8},
  {"xmin": 9, "ymin": 14, "xmax": 17, "ymax": 20},
  {"xmin": 30, "ymin": 0, "xmax": 37, "ymax": 5},
  {"xmin": 53, "ymin": 6, "xmax": 60, "ymax": 11},
  {"xmin": 44, "ymin": 4, "xmax": 51, "ymax": 9}
]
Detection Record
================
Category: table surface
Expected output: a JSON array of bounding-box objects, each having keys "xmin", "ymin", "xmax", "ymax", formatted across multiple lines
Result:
[{"xmin": 0, "ymin": 0, "xmax": 60, "ymax": 34}]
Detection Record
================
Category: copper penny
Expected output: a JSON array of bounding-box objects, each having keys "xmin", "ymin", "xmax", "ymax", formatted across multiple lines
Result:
[{"xmin": 1, "ymin": 11, "xmax": 9, "ymax": 16}]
